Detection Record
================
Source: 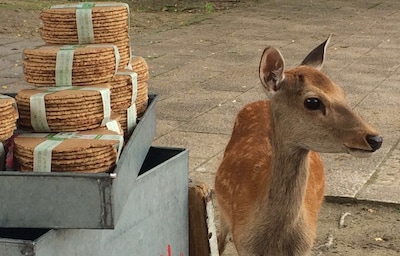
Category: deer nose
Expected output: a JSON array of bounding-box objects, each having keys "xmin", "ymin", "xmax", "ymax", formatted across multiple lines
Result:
[{"xmin": 366, "ymin": 135, "xmax": 383, "ymax": 152}]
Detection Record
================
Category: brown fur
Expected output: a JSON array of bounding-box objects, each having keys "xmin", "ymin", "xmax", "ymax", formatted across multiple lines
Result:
[{"xmin": 214, "ymin": 40, "xmax": 381, "ymax": 255}]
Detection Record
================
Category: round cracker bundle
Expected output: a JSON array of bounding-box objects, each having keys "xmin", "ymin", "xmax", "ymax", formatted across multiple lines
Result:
[
  {"xmin": 40, "ymin": 3, "xmax": 131, "ymax": 69},
  {"xmin": 130, "ymin": 56, "xmax": 149, "ymax": 116},
  {"xmin": 13, "ymin": 128, "xmax": 123, "ymax": 173},
  {"xmin": 0, "ymin": 95, "xmax": 19, "ymax": 142},
  {"xmin": 117, "ymin": 44, "xmax": 131, "ymax": 70},
  {"xmin": 110, "ymin": 70, "xmax": 138, "ymax": 136},
  {"xmin": 23, "ymin": 45, "xmax": 119, "ymax": 86},
  {"xmin": 103, "ymin": 113, "xmax": 124, "ymax": 136},
  {"xmin": 113, "ymin": 106, "xmax": 137, "ymax": 138},
  {"xmin": 16, "ymin": 85, "xmax": 112, "ymax": 132},
  {"xmin": 110, "ymin": 70, "xmax": 137, "ymax": 110},
  {"xmin": 136, "ymin": 82, "xmax": 148, "ymax": 116},
  {"xmin": 130, "ymin": 56, "xmax": 150, "ymax": 83}
]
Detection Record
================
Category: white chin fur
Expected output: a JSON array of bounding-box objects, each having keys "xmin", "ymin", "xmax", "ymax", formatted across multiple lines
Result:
[{"xmin": 347, "ymin": 148, "xmax": 374, "ymax": 158}]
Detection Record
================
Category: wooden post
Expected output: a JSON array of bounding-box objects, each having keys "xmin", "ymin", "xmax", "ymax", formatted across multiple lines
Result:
[{"xmin": 188, "ymin": 180, "xmax": 219, "ymax": 256}]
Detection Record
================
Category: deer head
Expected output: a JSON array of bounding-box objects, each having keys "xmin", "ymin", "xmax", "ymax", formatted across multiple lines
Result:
[{"xmin": 258, "ymin": 35, "xmax": 382, "ymax": 157}]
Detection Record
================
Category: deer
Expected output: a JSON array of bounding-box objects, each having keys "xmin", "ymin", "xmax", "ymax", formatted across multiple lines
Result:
[{"xmin": 214, "ymin": 35, "xmax": 383, "ymax": 256}]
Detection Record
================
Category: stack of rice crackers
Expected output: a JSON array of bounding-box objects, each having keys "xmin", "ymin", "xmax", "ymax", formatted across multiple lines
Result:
[
  {"xmin": 0, "ymin": 95, "xmax": 19, "ymax": 143},
  {"xmin": 4, "ymin": 2, "xmax": 151, "ymax": 174}
]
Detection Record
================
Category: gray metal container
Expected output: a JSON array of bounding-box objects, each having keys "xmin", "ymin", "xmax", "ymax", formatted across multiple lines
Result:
[
  {"xmin": 0, "ymin": 95, "xmax": 158, "ymax": 229},
  {"xmin": 0, "ymin": 146, "xmax": 189, "ymax": 256}
]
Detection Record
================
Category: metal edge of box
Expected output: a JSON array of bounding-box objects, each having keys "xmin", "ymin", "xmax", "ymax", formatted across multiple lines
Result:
[
  {"xmin": 0, "ymin": 147, "xmax": 189, "ymax": 256},
  {"xmin": 0, "ymin": 237, "xmax": 34, "ymax": 256},
  {"xmin": 124, "ymin": 146, "xmax": 189, "ymax": 255},
  {"xmin": 0, "ymin": 171, "xmax": 113, "ymax": 229},
  {"xmin": 0, "ymin": 95, "xmax": 158, "ymax": 229},
  {"xmin": 111, "ymin": 94, "xmax": 158, "ymax": 225}
]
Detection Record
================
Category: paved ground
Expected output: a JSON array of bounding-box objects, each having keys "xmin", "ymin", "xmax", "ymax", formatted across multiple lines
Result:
[
  {"xmin": 143, "ymin": 0, "xmax": 399, "ymax": 205},
  {"xmin": 0, "ymin": 0, "xmax": 399, "ymax": 212}
]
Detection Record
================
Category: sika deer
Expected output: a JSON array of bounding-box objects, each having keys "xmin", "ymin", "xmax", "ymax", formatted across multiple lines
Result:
[{"xmin": 214, "ymin": 35, "xmax": 383, "ymax": 256}]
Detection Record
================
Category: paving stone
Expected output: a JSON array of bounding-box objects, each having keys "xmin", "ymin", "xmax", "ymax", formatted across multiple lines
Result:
[
  {"xmin": 189, "ymin": 171, "xmax": 216, "ymax": 189},
  {"xmin": 190, "ymin": 152, "xmax": 225, "ymax": 189},
  {"xmin": 357, "ymin": 140, "xmax": 400, "ymax": 204},
  {"xmin": 200, "ymin": 63, "xmax": 259, "ymax": 92},
  {"xmin": 155, "ymin": 89, "xmax": 238, "ymax": 121},
  {"xmin": 178, "ymin": 112, "xmax": 237, "ymax": 135},
  {"xmin": 153, "ymin": 131, "xmax": 229, "ymax": 159},
  {"xmin": 147, "ymin": 76, "xmax": 198, "ymax": 100},
  {"xmin": 158, "ymin": 59, "xmax": 222, "ymax": 82},
  {"xmin": 322, "ymin": 147, "xmax": 389, "ymax": 198},
  {"xmin": 154, "ymin": 119, "xmax": 182, "ymax": 139},
  {"xmin": 146, "ymin": 54, "xmax": 194, "ymax": 77},
  {"xmin": 0, "ymin": 58, "xmax": 16, "ymax": 70},
  {"xmin": 189, "ymin": 157, "xmax": 209, "ymax": 174}
]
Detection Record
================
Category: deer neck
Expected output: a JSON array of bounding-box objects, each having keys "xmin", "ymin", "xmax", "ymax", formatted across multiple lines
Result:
[{"xmin": 264, "ymin": 118, "xmax": 310, "ymax": 227}]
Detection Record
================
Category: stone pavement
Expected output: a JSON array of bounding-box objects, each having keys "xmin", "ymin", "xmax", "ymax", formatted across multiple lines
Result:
[
  {"xmin": 0, "ymin": 0, "xmax": 399, "ymax": 206},
  {"xmin": 144, "ymin": 0, "xmax": 400, "ymax": 205}
]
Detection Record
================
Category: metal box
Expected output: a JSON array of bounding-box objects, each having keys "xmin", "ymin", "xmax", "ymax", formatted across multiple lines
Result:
[
  {"xmin": 0, "ymin": 146, "xmax": 189, "ymax": 256},
  {"xmin": 0, "ymin": 95, "xmax": 158, "ymax": 229}
]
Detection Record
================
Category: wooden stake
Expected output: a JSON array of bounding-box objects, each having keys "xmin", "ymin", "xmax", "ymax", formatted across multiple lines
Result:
[{"xmin": 188, "ymin": 180, "xmax": 219, "ymax": 256}]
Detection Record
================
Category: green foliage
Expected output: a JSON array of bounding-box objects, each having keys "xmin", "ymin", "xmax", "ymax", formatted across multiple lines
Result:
[
  {"xmin": 0, "ymin": 0, "xmax": 59, "ymax": 10},
  {"xmin": 205, "ymin": 2, "xmax": 213, "ymax": 13}
]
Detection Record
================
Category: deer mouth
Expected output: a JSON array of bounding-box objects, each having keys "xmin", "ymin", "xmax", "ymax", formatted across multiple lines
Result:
[{"xmin": 345, "ymin": 146, "xmax": 375, "ymax": 158}]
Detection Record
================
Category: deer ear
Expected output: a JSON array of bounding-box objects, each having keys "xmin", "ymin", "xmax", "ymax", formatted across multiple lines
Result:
[
  {"xmin": 259, "ymin": 47, "xmax": 285, "ymax": 95},
  {"xmin": 301, "ymin": 34, "xmax": 332, "ymax": 70}
]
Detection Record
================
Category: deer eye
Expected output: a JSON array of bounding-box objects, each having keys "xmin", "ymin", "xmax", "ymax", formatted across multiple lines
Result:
[{"xmin": 304, "ymin": 97, "xmax": 322, "ymax": 111}]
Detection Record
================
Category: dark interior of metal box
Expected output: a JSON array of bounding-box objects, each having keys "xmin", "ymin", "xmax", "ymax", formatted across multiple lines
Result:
[
  {"xmin": 138, "ymin": 147, "xmax": 184, "ymax": 176},
  {"xmin": 0, "ymin": 228, "xmax": 49, "ymax": 240}
]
